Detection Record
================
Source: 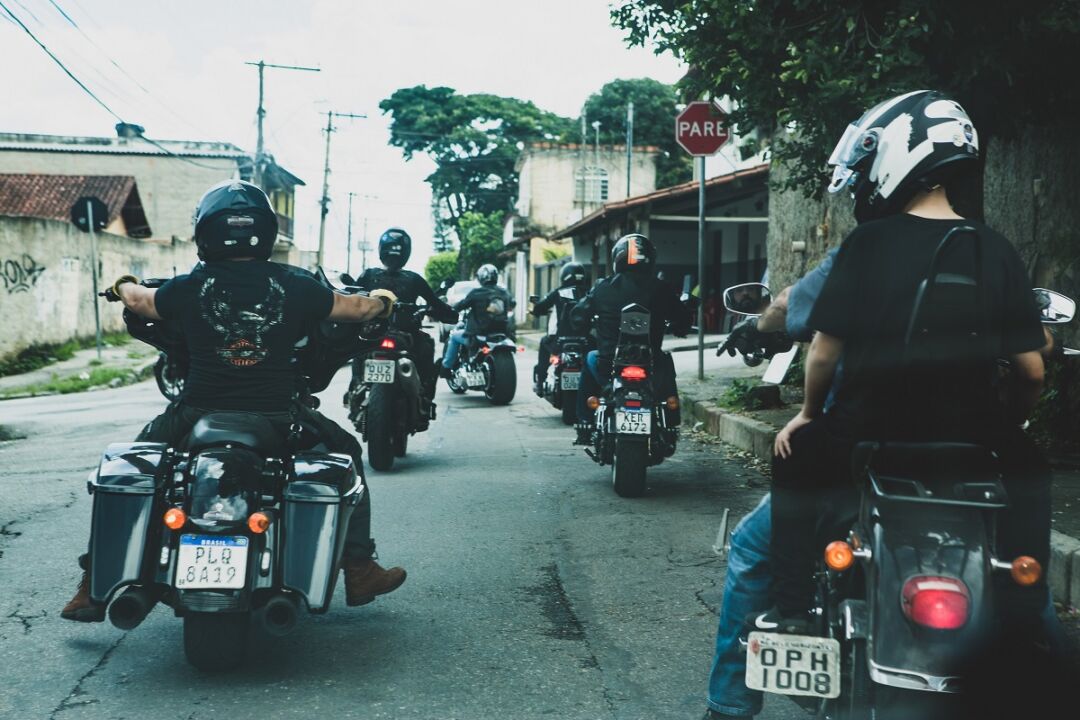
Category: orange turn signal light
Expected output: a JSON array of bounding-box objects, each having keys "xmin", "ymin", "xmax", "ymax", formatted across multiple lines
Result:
[
  {"xmin": 586, "ymin": 396, "xmax": 600, "ymax": 411},
  {"xmin": 666, "ymin": 396, "xmax": 680, "ymax": 411},
  {"xmin": 248, "ymin": 512, "xmax": 271, "ymax": 534},
  {"xmin": 824, "ymin": 541, "xmax": 854, "ymax": 571},
  {"xmin": 517, "ymin": 345, "xmax": 526, "ymax": 353},
  {"xmin": 1011, "ymin": 556, "xmax": 1042, "ymax": 586},
  {"xmin": 480, "ymin": 346, "xmax": 491, "ymax": 355},
  {"xmin": 163, "ymin": 507, "xmax": 187, "ymax": 530}
]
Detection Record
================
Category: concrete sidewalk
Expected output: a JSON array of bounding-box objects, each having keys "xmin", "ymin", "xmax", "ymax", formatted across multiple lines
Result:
[{"xmin": 0, "ymin": 343, "xmax": 158, "ymax": 399}]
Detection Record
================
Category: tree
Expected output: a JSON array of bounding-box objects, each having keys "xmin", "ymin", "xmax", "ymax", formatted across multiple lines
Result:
[
  {"xmin": 611, "ymin": 1, "xmax": 1080, "ymax": 195},
  {"xmin": 578, "ymin": 78, "xmax": 692, "ymax": 188},
  {"xmin": 424, "ymin": 251, "xmax": 460, "ymax": 287},
  {"xmin": 457, "ymin": 211, "xmax": 506, "ymax": 276},
  {"xmin": 380, "ymin": 86, "xmax": 575, "ymax": 232}
]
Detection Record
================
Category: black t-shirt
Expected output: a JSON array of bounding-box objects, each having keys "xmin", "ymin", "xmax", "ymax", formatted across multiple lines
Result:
[
  {"xmin": 808, "ymin": 214, "xmax": 1044, "ymax": 439},
  {"xmin": 353, "ymin": 267, "xmax": 457, "ymax": 330},
  {"xmin": 454, "ymin": 286, "xmax": 513, "ymax": 335},
  {"xmin": 155, "ymin": 261, "xmax": 334, "ymax": 412}
]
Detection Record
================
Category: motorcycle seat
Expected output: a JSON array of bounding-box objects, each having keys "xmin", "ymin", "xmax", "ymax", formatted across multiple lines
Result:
[
  {"xmin": 852, "ymin": 441, "xmax": 1001, "ymax": 489},
  {"xmin": 187, "ymin": 412, "xmax": 282, "ymax": 455}
]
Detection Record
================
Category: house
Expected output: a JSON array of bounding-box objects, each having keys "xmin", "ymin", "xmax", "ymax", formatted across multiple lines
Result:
[
  {"xmin": 0, "ymin": 173, "xmax": 151, "ymax": 238},
  {"xmin": 0, "ymin": 124, "xmax": 304, "ymax": 263}
]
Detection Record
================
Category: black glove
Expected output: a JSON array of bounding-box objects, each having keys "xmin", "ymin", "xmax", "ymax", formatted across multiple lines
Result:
[{"xmin": 717, "ymin": 318, "xmax": 763, "ymax": 357}]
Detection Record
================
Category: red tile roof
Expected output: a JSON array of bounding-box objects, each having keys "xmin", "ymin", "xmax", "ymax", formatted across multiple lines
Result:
[{"xmin": 0, "ymin": 173, "xmax": 151, "ymax": 237}]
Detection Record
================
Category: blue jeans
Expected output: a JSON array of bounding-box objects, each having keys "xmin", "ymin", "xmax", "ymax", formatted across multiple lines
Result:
[
  {"xmin": 576, "ymin": 350, "xmax": 607, "ymax": 424},
  {"xmin": 442, "ymin": 330, "xmax": 468, "ymax": 369}
]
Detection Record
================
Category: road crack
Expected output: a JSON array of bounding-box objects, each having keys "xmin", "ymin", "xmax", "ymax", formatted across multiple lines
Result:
[
  {"xmin": 49, "ymin": 635, "xmax": 124, "ymax": 718},
  {"xmin": 6, "ymin": 604, "xmax": 47, "ymax": 635}
]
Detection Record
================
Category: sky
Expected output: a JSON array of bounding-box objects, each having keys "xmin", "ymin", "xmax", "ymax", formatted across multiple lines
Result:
[{"xmin": 0, "ymin": 0, "xmax": 685, "ymax": 273}]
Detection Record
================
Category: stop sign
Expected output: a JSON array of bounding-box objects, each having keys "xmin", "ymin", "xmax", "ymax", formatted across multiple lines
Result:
[{"xmin": 676, "ymin": 101, "xmax": 730, "ymax": 156}]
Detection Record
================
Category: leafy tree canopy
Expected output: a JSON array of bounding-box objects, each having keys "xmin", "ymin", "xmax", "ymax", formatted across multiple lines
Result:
[
  {"xmin": 578, "ymin": 78, "xmax": 692, "ymax": 188},
  {"xmin": 424, "ymin": 250, "xmax": 460, "ymax": 287},
  {"xmin": 457, "ymin": 211, "xmax": 506, "ymax": 276},
  {"xmin": 612, "ymin": 0, "xmax": 1080, "ymax": 194},
  {"xmin": 381, "ymin": 86, "xmax": 575, "ymax": 230}
]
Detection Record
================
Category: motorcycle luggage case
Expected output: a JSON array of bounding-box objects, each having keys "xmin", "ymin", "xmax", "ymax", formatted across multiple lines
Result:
[
  {"xmin": 87, "ymin": 442, "xmax": 168, "ymax": 603},
  {"xmin": 282, "ymin": 452, "xmax": 363, "ymax": 612}
]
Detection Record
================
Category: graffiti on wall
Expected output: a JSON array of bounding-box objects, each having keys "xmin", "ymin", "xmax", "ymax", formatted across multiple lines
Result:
[{"xmin": 1, "ymin": 254, "xmax": 46, "ymax": 294}]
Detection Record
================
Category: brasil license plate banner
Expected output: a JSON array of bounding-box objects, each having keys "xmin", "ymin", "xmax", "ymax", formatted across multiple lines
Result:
[
  {"xmin": 745, "ymin": 632, "xmax": 840, "ymax": 698},
  {"xmin": 364, "ymin": 359, "xmax": 395, "ymax": 384},
  {"xmin": 175, "ymin": 535, "xmax": 249, "ymax": 590},
  {"xmin": 561, "ymin": 371, "xmax": 580, "ymax": 390},
  {"xmin": 615, "ymin": 408, "xmax": 650, "ymax": 435}
]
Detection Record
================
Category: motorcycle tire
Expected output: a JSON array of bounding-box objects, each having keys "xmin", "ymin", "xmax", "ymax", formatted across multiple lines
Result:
[
  {"xmin": 394, "ymin": 431, "xmax": 408, "ymax": 458},
  {"xmin": 485, "ymin": 353, "xmax": 516, "ymax": 406},
  {"xmin": 183, "ymin": 611, "xmax": 249, "ymax": 672},
  {"xmin": 612, "ymin": 438, "xmax": 648, "ymax": 498},
  {"xmin": 366, "ymin": 383, "xmax": 396, "ymax": 471},
  {"xmin": 154, "ymin": 355, "xmax": 183, "ymax": 401},
  {"xmin": 447, "ymin": 370, "xmax": 467, "ymax": 394},
  {"xmin": 560, "ymin": 389, "xmax": 577, "ymax": 425}
]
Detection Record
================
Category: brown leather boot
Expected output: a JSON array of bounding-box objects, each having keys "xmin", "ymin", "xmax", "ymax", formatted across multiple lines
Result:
[
  {"xmin": 60, "ymin": 571, "xmax": 105, "ymax": 622},
  {"xmin": 342, "ymin": 558, "xmax": 407, "ymax": 606}
]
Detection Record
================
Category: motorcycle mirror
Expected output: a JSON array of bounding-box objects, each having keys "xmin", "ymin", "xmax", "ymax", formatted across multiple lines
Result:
[
  {"xmin": 340, "ymin": 272, "xmax": 357, "ymax": 286},
  {"xmin": 723, "ymin": 282, "xmax": 771, "ymax": 316},
  {"xmin": 438, "ymin": 278, "xmax": 457, "ymax": 292},
  {"xmin": 1033, "ymin": 288, "xmax": 1076, "ymax": 324},
  {"xmin": 529, "ymin": 294, "xmax": 540, "ymax": 303}
]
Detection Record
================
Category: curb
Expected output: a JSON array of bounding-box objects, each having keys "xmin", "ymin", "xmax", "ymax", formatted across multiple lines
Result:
[
  {"xmin": 0, "ymin": 357, "xmax": 158, "ymax": 401},
  {"xmin": 680, "ymin": 388, "xmax": 1080, "ymax": 611}
]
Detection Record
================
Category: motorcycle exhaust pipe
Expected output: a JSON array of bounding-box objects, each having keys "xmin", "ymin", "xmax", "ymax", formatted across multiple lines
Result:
[
  {"xmin": 397, "ymin": 358, "xmax": 415, "ymax": 378},
  {"xmin": 261, "ymin": 594, "xmax": 299, "ymax": 637},
  {"xmin": 108, "ymin": 586, "xmax": 158, "ymax": 630}
]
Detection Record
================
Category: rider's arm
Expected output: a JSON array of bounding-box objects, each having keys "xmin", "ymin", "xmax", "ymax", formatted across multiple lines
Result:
[
  {"xmin": 785, "ymin": 248, "xmax": 838, "ymax": 341},
  {"xmin": 802, "ymin": 331, "xmax": 843, "ymax": 418},
  {"xmin": 1008, "ymin": 350, "xmax": 1045, "ymax": 424},
  {"xmin": 328, "ymin": 292, "xmax": 391, "ymax": 322},
  {"xmin": 568, "ymin": 293, "xmax": 594, "ymax": 334},
  {"xmin": 756, "ymin": 286, "xmax": 790, "ymax": 333},
  {"xmin": 118, "ymin": 283, "xmax": 162, "ymax": 320},
  {"xmin": 415, "ymin": 275, "xmax": 458, "ymax": 322}
]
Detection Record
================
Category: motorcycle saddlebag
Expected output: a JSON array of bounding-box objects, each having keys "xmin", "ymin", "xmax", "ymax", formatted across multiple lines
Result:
[
  {"xmin": 87, "ymin": 442, "xmax": 168, "ymax": 603},
  {"xmin": 282, "ymin": 452, "xmax": 363, "ymax": 612}
]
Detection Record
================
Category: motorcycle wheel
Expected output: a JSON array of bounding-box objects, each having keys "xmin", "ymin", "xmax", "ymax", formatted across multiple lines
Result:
[
  {"xmin": 154, "ymin": 355, "xmax": 183, "ymax": 400},
  {"xmin": 394, "ymin": 431, "xmax": 408, "ymax": 458},
  {"xmin": 366, "ymin": 384, "xmax": 396, "ymax": 471},
  {"xmin": 183, "ymin": 611, "xmax": 248, "ymax": 672},
  {"xmin": 612, "ymin": 438, "xmax": 648, "ymax": 498},
  {"xmin": 485, "ymin": 353, "xmax": 516, "ymax": 405},
  {"xmin": 560, "ymin": 390, "xmax": 577, "ymax": 425},
  {"xmin": 446, "ymin": 369, "xmax": 467, "ymax": 394}
]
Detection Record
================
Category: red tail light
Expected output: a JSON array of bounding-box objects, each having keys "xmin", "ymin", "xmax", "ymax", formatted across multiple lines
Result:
[
  {"xmin": 620, "ymin": 365, "xmax": 647, "ymax": 381},
  {"xmin": 380, "ymin": 338, "xmax": 396, "ymax": 350},
  {"xmin": 901, "ymin": 576, "xmax": 970, "ymax": 629}
]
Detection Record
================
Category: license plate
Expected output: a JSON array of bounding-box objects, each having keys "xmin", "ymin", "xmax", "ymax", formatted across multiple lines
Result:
[
  {"xmin": 465, "ymin": 371, "xmax": 485, "ymax": 387},
  {"xmin": 175, "ymin": 535, "xmax": 249, "ymax": 590},
  {"xmin": 560, "ymin": 371, "xmax": 580, "ymax": 390},
  {"xmin": 364, "ymin": 359, "xmax": 395, "ymax": 384},
  {"xmin": 745, "ymin": 632, "xmax": 840, "ymax": 699},
  {"xmin": 615, "ymin": 408, "xmax": 651, "ymax": 435}
]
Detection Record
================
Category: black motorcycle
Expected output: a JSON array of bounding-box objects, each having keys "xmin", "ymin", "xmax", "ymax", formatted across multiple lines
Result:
[
  {"xmin": 539, "ymin": 335, "xmax": 588, "ymax": 425},
  {"xmin": 91, "ymin": 274, "xmax": 403, "ymax": 671},
  {"xmin": 442, "ymin": 313, "xmax": 520, "ymax": 405},
  {"xmin": 582, "ymin": 303, "xmax": 679, "ymax": 497}
]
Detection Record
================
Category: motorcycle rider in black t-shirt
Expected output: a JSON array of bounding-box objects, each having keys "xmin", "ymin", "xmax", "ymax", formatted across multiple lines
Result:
[
  {"xmin": 439, "ymin": 264, "xmax": 515, "ymax": 377},
  {"xmin": 346, "ymin": 227, "xmax": 458, "ymax": 421},
  {"xmin": 756, "ymin": 92, "xmax": 1055, "ymax": 684},
  {"xmin": 568, "ymin": 234, "xmax": 691, "ymax": 445},
  {"xmin": 62, "ymin": 180, "xmax": 407, "ymax": 621},
  {"xmin": 529, "ymin": 262, "xmax": 589, "ymax": 396}
]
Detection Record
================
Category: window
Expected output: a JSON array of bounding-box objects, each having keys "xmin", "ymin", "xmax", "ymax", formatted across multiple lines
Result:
[{"xmin": 575, "ymin": 166, "xmax": 609, "ymax": 204}]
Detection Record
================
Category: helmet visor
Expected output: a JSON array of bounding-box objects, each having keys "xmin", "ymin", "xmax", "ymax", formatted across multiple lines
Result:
[{"xmin": 827, "ymin": 123, "xmax": 878, "ymax": 194}]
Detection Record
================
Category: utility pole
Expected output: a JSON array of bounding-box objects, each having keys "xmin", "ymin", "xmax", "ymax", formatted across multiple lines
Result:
[
  {"xmin": 317, "ymin": 110, "xmax": 366, "ymax": 268},
  {"xmin": 245, "ymin": 60, "xmax": 319, "ymax": 188},
  {"xmin": 626, "ymin": 101, "xmax": 634, "ymax": 196},
  {"xmin": 346, "ymin": 191, "xmax": 356, "ymax": 276},
  {"xmin": 592, "ymin": 120, "xmax": 601, "ymax": 167},
  {"xmin": 360, "ymin": 217, "xmax": 370, "ymax": 271}
]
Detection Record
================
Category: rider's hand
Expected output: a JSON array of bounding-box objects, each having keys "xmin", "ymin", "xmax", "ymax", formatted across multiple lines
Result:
[
  {"xmin": 369, "ymin": 288, "xmax": 397, "ymax": 319},
  {"xmin": 106, "ymin": 275, "xmax": 139, "ymax": 302},
  {"xmin": 774, "ymin": 410, "xmax": 815, "ymax": 459},
  {"xmin": 717, "ymin": 317, "xmax": 759, "ymax": 356}
]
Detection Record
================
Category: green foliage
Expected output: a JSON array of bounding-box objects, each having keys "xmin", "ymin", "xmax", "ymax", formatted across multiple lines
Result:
[
  {"xmin": 380, "ymin": 86, "xmax": 575, "ymax": 230},
  {"xmin": 457, "ymin": 211, "xmax": 507, "ymax": 275},
  {"xmin": 0, "ymin": 332, "xmax": 131, "ymax": 377},
  {"xmin": 577, "ymin": 78, "xmax": 693, "ymax": 188},
  {"xmin": 611, "ymin": 1, "xmax": 1080, "ymax": 194},
  {"xmin": 542, "ymin": 246, "xmax": 571, "ymax": 263},
  {"xmin": 1029, "ymin": 356, "xmax": 1080, "ymax": 454},
  {"xmin": 425, "ymin": 251, "xmax": 460, "ymax": 288},
  {"xmin": 718, "ymin": 378, "xmax": 765, "ymax": 411}
]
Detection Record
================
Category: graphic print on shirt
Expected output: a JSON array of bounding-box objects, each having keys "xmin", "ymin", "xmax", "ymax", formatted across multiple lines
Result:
[{"xmin": 199, "ymin": 277, "xmax": 285, "ymax": 367}]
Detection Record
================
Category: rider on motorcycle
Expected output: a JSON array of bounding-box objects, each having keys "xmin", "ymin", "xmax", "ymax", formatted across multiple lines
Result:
[
  {"xmin": 530, "ymin": 261, "xmax": 589, "ymax": 395},
  {"xmin": 439, "ymin": 263, "xmax": 514, "ymax": 377},
  {"xmin": 347, "ymin": 227, "xmax": 458, "ymax": 421},
  {"xmin": 568, "ymin": 234, "xmax": 691, "ymax": 445},
  {"xmin": 61, "ymin": 180, "xmax": 407, "ymax": 621},
  {"xmin": 759, "ymin": 92, "xmax": 1052, "ymax": 672}
]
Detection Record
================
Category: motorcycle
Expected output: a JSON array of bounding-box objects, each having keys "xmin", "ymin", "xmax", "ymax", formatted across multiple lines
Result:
[
  {"xmin": 442, "ymin": 311, "xmax": 522, "ymax": 406},
  {"xmin": 581, "ymin": 303, "xmax": 680, "ymax": 498},
  {"xmin": 530, "ymin": 291, "xmax": 589, "ymax": 425},
  {"xmin": 90, "ymin": 273, "xmax": 405, "ymax": 671}
]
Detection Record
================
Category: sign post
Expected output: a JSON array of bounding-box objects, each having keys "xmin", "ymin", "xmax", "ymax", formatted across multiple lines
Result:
[
  {"xmin": 675, "ymin": 101, "xmax": 730, "ymax": 380},
  {"xmin": 71, "ymin": 196, "xmax": 109, "ymax": 361}
]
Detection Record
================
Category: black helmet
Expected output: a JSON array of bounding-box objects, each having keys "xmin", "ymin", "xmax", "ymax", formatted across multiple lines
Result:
[
  {"xmin": 611, "ymin": 233, "xmax": 655, "ymax": 273},
  {"xmin": 827, "ymin": 90, "xmax": 979, "ymax": 223},
  {"xmin": 378, "ymin": 227, "xmax": 411, "ymax": 270},
  {"xmin": 559, "ymin": 262, "xmax": 587, "ymax": 287},
  {"xmin": 192, "ymin": 180, "xmax": 278, "ymax": 261},
  {"xmin": 476, "ymin": 263, "xmax": 499, "ymax": 286}
]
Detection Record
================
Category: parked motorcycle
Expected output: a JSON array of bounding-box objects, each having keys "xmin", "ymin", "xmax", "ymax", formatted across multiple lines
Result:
[
  {"xmin": 442, "ymin": 312, "xmax": 522, "ymax": 406},
  {"xmin": 581, "ymin": 303, "xmax": 679, "ymax": 497},
  {"xmin": 91, "ymin": 273, "xmax": 403, "ymax": 671}
]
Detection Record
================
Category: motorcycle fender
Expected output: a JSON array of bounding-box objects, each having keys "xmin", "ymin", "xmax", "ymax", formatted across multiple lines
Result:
[{"xmin": 88, "ymin": 442, "xmax": 168, "ymax": 603}]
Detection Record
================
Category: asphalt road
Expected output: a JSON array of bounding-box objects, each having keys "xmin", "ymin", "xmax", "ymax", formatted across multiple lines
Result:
[{"xmin": 0, "ymin": 354, "xmax": 804, "ymax": 720}]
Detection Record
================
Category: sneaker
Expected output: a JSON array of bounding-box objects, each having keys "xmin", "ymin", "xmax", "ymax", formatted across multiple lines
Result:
[
  {"xmin": 746, "ymin": 607, "xmax": 813, "ymax": 635},
  {"xmin": 439, "ymin": 365, "xmax": 453, "ymax": 380},
  {"xmin": 342, "ymin": 558, "xmax": 407, "ymax": 606},
  {"xmin": 60, "ymin": 571, "xmax": 106, "ymax": 623}
]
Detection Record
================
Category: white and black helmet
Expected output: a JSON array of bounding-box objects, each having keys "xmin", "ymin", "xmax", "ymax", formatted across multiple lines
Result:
[
  {"xmin": 476, "ymin": 263, "xmax": 499, "ymax": 286},
  {"xmin": 827, "ymin": 90, "xmax": 979, "ymax": 223}
]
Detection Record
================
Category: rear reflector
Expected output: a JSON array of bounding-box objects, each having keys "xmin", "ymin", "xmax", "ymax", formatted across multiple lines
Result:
[
  {"xmin": 901, "ymin": 576, "xmax": 970, "ymax": 630},
  {"xmin": 620, "ymin": 365, "xmax": 647, "ymax": 381},
  {"xmin": 623, "ymin": 400, "xmax": 642, "ymax": 408}
]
